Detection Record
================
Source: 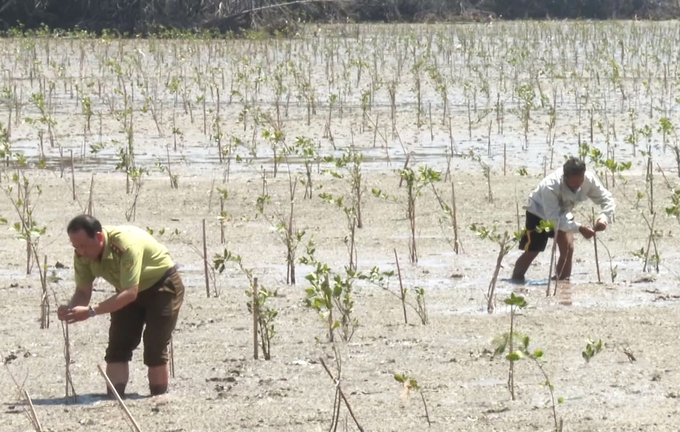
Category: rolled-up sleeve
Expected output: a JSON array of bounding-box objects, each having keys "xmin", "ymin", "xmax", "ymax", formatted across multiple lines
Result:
[{"xmin": 587, "ymin": 174, "xmax": 616, "ymax": 224}]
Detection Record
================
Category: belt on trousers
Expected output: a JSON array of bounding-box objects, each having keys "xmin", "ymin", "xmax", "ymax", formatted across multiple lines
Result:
[{"xmin": 147, "ymin": 264, "xmax": 179, "ymax": 291}]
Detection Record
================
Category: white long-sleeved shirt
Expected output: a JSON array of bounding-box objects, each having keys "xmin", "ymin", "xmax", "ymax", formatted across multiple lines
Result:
[{"xmin": 524, "ymin": 170, "xmax": 615, "ymax": 233}]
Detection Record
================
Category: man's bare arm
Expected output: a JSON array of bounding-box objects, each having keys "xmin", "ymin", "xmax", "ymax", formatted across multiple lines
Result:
[
  {"xmin": 68, "ymin": 284, "xmax": 93, "ymax": 308},
  {"xmin": 93, "ymin": 285, "xmax": 139, "ymax": 315}
]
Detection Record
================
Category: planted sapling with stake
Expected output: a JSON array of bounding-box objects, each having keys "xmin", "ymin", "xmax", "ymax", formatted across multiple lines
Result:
[
  {"xmin": 319, "ymin": 146, "xmax": 366, "ymax": 271},
  {"xmin": 398, "ymin": 166, "xmax": 441, "ymax": 264},
  {"xmin": 214, "ymin": 249, "xmax": 277, "ymax": 360},
  {"xmin": 360, "ymin": 258, "xmax": 428, "ymax": 325},
  {"xmin": 0, "ymin": 141, "xmax": 49, "ymax": 326},
  {"xmin": 493, "ymin": 293, "xmax": 563, "ymax": 431},
  {"xmin": 291, "ymin": 136, "xmax": 319, "ymax": 199},
  {"xmin": 393, "ymin": 373, "xmax": 431, "ymax": 426},
  {"xmin": 492, "ymin": 292, "xmax": 526, "ymax": 401},
  {"xmin": 462, "ymin": 150, "xmax": 493, "ymax": 203},
  {"xmin": 256, "ymin": 133, "xmax": 306, "ymax": 285},
  {"xmin": 299, "ymin": 238, "xmax": 359, "ymax": 342},
  {"xmin": 469, "ymin": 223, "xmax": 521, "ymax": 313}
]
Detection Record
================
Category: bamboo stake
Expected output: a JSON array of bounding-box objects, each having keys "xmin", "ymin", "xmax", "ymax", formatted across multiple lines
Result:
[
  {"xmin": 169, "ymin": 337, "xmax": 175, "ymax": 378},
  {"xmin": 70, "ymin": 150, "xmax": 76, "ymax": 201},
  {"xmin": 97, "ymin": 365, "xmax": 142, "ymax": 432},
  {"xmin": 253, "ymin": 277, "xmax": 259, "ymax": 360},
  {"xmin": 87, "ymin": 174, "xmax": 95, "ymax": 216},
  {"xmin": 592, "ymin": 208, "xmax": 601, "ymax": 283},
  {"xmin": 202, "ymin": 219, "xmax": 210, "ymax": 298},
  {"xmin": 393, "ymin": 249, "xmax": 407, "ymax": 324},
  {"xmin": 319, "ymin": 357, "xmax": 364, "ymax": 432},
  {"xmin": 23, "ymin": 390, "xmax": 43, "ymax": 432}
]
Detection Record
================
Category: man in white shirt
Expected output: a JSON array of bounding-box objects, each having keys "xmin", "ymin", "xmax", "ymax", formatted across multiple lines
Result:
[{"xmin": 512, "ymin": 157, "xmax": 615, "ymax": 282}]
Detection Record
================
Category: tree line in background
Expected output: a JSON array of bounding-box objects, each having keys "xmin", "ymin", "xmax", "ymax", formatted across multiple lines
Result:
[{"xmin": 0, "ymin": 0, "xmax": 678, "ymax": 35}]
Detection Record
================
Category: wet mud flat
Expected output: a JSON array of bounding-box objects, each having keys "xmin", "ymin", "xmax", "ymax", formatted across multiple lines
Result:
[{"xmin": 1, "ymin": 21, "xmax": 680, "ymax": 431}]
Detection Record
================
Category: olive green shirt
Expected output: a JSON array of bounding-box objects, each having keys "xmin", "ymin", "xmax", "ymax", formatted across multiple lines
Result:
[{"xmin": 73, "ymin": 225, "xmax": 175, "ymax": 293}]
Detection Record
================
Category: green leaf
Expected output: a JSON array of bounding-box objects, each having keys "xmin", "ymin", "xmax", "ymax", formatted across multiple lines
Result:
[
  {"xmin": 533, "ymin": 349, "xmax": 543, "ymax": 358},
  {"xmin": 506, "ymin": 351, "xmax": 523, "ymax": 361},
  {"xmin": 557, "ymin": 396, "xmax": 564, "ymax": 404}
]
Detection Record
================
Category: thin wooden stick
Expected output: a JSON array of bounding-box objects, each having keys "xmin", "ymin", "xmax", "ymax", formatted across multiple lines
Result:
[
  {"xmin": 643, "ymin": 213, "xmax": 657, "ymax": 272},
  {"xmin": 87, "ymin": 174, "xmax": 95, "ymax": 216},
  {"xmin": 319, "ymin": 358, "xmax": 364, "ymax": 432},
  {"xmin": 97, "ymin": 365, "xmax": 142, "ymax": 432},
  {"xmin": 393, "ymin": 249, "xmax": 407, "ymax": 324},
  {"xmin": 23, "ymin": 390, "xmax": 43, "ymax": 432},
  {"xmin": 398, "ymin": 154, "xmax": 411, "ymax": 188},
  {"xmin": 70, "ymin": 150, "xmax": 76, "ymax": 201},
  {"xmin": 253, "ymin": 277, "xmax": 259, "ymax": 360},
  {"xmin": 451, "ymin": 181, "xmax": 460, "ymax": 254},
  {"xmin": 169, "ymin": 337, "xmax": 175, "ymax": 378},
  {"xmin": 546, "ymin": 232, "xmax": 558, "ymax": 297},
  {"xmin": 592, "ymin": 208, "xmax": 601, "ymax": 283},
  {"xmin": 419, "ymin": 391, "xmax": 432, "ymax": 426},
  {"xmin": 219, "ymin": 196, "xmax": 225, "ymax": 244},
  {"xmin": 202, "ymin": 219, "xmax": 210, "ymax": 298}
]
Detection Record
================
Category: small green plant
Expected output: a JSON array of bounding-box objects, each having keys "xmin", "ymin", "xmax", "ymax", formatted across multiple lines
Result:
[
  {"xmin": 0, "ymin": 135, "xmax": 49, "ymax": 328},
  {"xmin": 398, "ymin": 166, "xmax": 441, "ymax": 264},
  {"xmin": 393, "ymin": 373, "xmax": 431, "ymax": 426},
  {"xmin": 359, "ymin": 262, "xmax": 429, "ymax": 325},
  {"xmin": 582, "ymin": 337, "xmax": 603, "ymax": 363},
  {"xmin": 323, "ymin": 145, "xmax": 365, "ymax": 227},
  {"xmin": 145, "ymin": 227, "xmax": 180, "ymax": 237},
  {"xmin": 214, "ymin": 249, "xmax": 277, "ymax": 360},
  {"xmin": 299, "ymin": 238, "xmax": 358, "ymax": 342},
  {"xmin": 124, "ymin": 167, "xmax": 148, "ymax": 222},
  {"xmin": 154, "ymin": 146, "xmax": 179, "ymax": 189},
  {"xmin": 25, "ymin": 92, "xmax": 56, "ymax": 157},
  {"xmin": 462, "ymin": 150, "xmax": 493, "ymax": 202},
  {"xmin": 292, "ymin": 136, "xmax": 319, "ymax": 199},
  {"xmin": 493, "ymin": 293, "xmax": 563, "ymax": 431},
  {"xmin": 256, "ymin": 134, "xmax": 306, "ymax": 285},
  {"xmin": 469, "ymin": 223, "xmax": 522, "ymax": 313}
]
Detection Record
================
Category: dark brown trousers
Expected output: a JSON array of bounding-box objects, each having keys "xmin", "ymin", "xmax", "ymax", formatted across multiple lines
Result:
[{"xmin": 105, "ymin": 267, "xmax": 184, "ymax": 367}]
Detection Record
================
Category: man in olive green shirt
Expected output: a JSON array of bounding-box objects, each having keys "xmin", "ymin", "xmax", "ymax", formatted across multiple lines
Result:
[{"xmin": 58, "ymin": 214, "xmax": 185, "ymax": 397}]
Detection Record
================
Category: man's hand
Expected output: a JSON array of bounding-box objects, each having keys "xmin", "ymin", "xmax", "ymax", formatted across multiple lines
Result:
[
  {"xmin": 57, "ymin": 305, "xmax": 70, "ymax": 321},
  {"xmin": 594, "ymin": 218, "xmax": 608, "ymax": 232},
  {"xmin": 63, "ymin": 306, "xmax": 91, "ymax": 324},
  {"xmin": 579, "ymin": 225, "xmax": 596, "ymax": 239}
]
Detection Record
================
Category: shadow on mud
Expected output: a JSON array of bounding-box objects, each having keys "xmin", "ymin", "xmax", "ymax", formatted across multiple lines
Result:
[{"xmin": 22, "ymin": 392, "xmax": 148, "ymax": 406}]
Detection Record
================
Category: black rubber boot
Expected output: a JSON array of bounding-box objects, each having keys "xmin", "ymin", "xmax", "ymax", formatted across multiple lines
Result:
[
  {"xmin": 107, "ymin": 383, "xmax": 126, "ymax": 399},
  {"xmin": 149, "ymin": 384, "xmax": 168, "ymax": 396}
]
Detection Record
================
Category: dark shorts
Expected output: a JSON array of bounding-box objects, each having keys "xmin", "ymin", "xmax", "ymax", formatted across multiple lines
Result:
[
  {"xmin": 105, "ymin": 267, "xmax": 185, "ymax": 367},
  {"xmin": 518, "ymin": 212, "xmax": 555, "ymax": 252}
]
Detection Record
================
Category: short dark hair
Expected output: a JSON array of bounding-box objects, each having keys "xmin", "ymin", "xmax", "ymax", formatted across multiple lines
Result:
[
  {"xmin": 67, "ymin": 215, "xmax": 102, "ymax": 238},
  {"xmin": 563, "ymin": 157, "xmax": 586, "ymax": 177}
]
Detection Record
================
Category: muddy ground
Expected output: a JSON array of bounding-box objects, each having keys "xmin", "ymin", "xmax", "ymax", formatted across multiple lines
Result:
[{"xmin": 1, "ymin": 21, "xmax": 680, "ymax": 432}]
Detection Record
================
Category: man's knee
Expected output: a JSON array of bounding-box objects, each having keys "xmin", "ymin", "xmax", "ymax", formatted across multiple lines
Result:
[
  {"xmin": 143, "ymin": 345, "xmax": 170, "ymax": 367},
  {"xmin": 105, "ymin": 350, "xmax": 134, "ymax": 364}
]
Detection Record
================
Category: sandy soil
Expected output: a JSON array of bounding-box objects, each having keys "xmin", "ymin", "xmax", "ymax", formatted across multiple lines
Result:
[{"xmin": 1, "ymin": 21, "xmax": 680, "ymax": 432}]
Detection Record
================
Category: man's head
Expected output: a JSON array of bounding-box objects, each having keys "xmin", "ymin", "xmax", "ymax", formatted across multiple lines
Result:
[
  {"xmin": 563, "ymin": 157, "xmax": 586, "ymax": 191},
  {"xmin": 67, "ymin": 215, "xmax": 105, "ymax": 260}
]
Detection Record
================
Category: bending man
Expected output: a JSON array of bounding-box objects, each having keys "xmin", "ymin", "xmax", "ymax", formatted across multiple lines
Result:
[
  {"xmin": 512, "ymin": 157, "xmax": 615, "ymax": 282},
  {"xmin": 58, "ymin": 214, "xmax": 184, "ymax": 397}
]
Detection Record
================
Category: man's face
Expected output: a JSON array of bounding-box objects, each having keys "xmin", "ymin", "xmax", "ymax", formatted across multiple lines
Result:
[
  {"xmin": 564, "ymin": 173, "xmax": 585, "ymax": 191},
  {"xmin": 69, "ymin": 229, "xmax": 105, "ymax": 260}
]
